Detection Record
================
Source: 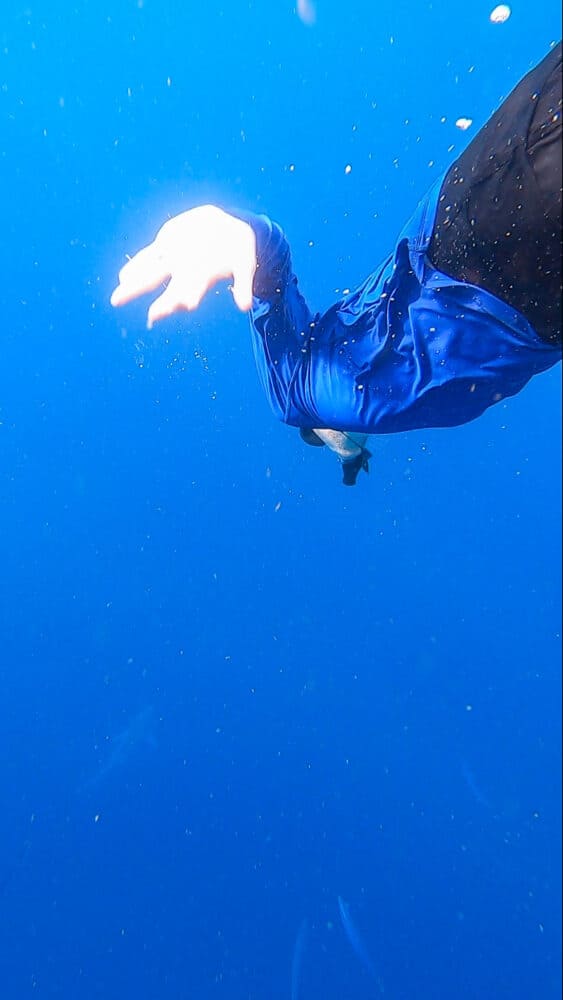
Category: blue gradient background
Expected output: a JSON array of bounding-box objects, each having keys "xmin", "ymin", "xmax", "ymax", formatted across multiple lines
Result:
[{"xmin": 0, "ymin": 1, "xmax": 561, "ymax": 997}]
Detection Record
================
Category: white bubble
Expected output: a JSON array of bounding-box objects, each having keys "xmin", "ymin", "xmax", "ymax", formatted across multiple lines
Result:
[
  {"xmin": 455, "ymin": 117, "xmax": 473, "ymax": 131},
  {"xmin": 297, "ymin": 0, "xmax": 316, "ymax": 25},
  {"xmin": 489, "ymin": 4, "xmax": 511, "ymax": 23}
]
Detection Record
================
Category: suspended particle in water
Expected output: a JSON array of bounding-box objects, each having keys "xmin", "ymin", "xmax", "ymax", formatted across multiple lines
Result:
[
  {"xmin": 489, "ymin": 4, "xmax": 511, "ymax": 23},
  {"xmin": 455, "ymin": 117, "xmax": 473, "ymax": 130}
]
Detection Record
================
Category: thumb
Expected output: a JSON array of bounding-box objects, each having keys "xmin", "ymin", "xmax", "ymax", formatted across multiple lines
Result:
[
  {"xmin": 229, "ymin": 224, "xmax": 256, "ymax": 311},
  {"xmin": 231, "ymin": 269, "xmax": 254, "ymax": 312}
]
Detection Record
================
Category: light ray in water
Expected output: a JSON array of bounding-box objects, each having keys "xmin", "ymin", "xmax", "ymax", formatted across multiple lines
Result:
[
  {"xmin": 338, "ymin": 896, "xmax": 383, "ymax": 991},
  {"xmin": 291, "ymin": 918, "xmax": 309, "ymax": 1000}
]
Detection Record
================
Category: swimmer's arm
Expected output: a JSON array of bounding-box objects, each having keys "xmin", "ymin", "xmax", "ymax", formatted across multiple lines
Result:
[
  {"xmin": 110, "ymin": 204, "xmax": 298, "ymax": 322},
  {"xmin": 109, "ymin": 205, "xmax": 365, "ymax": 436},
  {"xmin": 110, "ymin": 205, "xmax": 318, "ymax": 422}
]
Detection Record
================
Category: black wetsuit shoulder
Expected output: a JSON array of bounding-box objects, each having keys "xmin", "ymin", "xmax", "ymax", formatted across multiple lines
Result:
[{"xmin": 430, "ymin": 43, "xmax": 562, "ymax": 346}]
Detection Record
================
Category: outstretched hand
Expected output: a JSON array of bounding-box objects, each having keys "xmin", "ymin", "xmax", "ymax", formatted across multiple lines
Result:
[{"xmin": 110, "ymin": 205, "xmax": 257, "ymax": 328}]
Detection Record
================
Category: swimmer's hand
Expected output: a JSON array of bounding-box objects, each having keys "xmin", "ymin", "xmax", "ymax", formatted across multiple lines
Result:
[{"xmin": 110, "ymin": 206, "xmax": 257, "ymax": 328}]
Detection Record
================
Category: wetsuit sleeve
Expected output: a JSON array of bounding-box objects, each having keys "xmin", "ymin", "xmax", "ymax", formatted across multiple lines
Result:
[
  {"xmin": 235, "ymin": 211, "xmax": 320, "ymax": 425},
  {"xmin": 236, "ymin": 211, "xmax": 400, "ymax": 434},
  {"xmin": 235, "ymin": 211, "xmax": 396, "ymax": 433}
]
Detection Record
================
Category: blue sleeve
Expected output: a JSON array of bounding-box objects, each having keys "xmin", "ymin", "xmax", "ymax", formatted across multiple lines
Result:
[
  {"xmin": 235, "ymin": 210, "xmax": 375, "ymax": 431},
  {"xmin": 236, "ymin": 212, "xmax": 384, "ymax": 433},
  {"xmin": 235, "ymin": 211, "xmax": 323, "ymax": 426},
  {"xmin": 235, "ymin": 200, "xmax": 561, "ymax": 437}
]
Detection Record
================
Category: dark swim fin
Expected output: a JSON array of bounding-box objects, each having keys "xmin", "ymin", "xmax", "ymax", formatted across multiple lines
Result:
[{"xmin": 341, "ymin": 448, "xmax": 372, "ymax": 486}]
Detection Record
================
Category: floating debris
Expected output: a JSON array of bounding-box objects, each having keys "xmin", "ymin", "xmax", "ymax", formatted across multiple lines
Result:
[
  {"xmin": 489, "ymin": 4, "xmax": 511, "ymax": 23},
  {"xmin": 455, "ymin": 117, "xmax": 473, "ymax": 131}
]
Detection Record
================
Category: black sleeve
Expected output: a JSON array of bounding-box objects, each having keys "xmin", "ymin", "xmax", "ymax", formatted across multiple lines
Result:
[{"xmin": 429, "ymin": 43, "xmax": 562, "ymax": 345}]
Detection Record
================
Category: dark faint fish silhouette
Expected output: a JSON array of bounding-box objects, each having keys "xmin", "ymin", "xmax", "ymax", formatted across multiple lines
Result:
[
  {"xmin": 81, "ymin": 705, "xmax": 158, "ymax": 791},
  {"xmin": 338, "ymin": 896, "xmax": 384, "ymax": 992},
  {"xmin": 291, "ymin": 918, "xmax": 309, "ymax": 1000}
]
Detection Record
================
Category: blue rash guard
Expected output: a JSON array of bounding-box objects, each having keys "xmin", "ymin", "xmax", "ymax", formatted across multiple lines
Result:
[{"xmin": 241, "ymin": 177, "xmax": 561, "ymax": 435}]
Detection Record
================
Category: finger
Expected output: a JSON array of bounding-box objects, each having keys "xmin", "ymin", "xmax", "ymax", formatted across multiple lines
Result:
[
  {"xmin": 110, "ymin": 245, "xmax": 171, "ymax": 307},
  {"xmin": 146, "ymin": 274, "xmax": 210, "ymax": 329}
]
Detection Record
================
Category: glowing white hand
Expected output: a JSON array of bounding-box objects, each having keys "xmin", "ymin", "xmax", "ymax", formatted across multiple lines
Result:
[{"xmin": 111, "ymin": 205, "xmax": 257, "ymax": 327}]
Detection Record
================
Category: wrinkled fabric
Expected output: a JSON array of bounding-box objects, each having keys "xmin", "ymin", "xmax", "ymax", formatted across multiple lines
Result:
[{"xmin": 240, "ymin": 177, "xmax": 560, "ymax": 435}]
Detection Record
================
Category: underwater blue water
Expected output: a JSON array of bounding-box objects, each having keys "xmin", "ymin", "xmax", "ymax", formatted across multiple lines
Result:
[{"xmin": 0, "ymin": 1, "xmax": 561, "ymax": 997}]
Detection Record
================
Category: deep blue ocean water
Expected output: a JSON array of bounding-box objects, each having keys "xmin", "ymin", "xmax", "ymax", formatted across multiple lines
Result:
[{"xmin": 1, "ymin": 1, "xmax": 561, "ymax": 997}]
